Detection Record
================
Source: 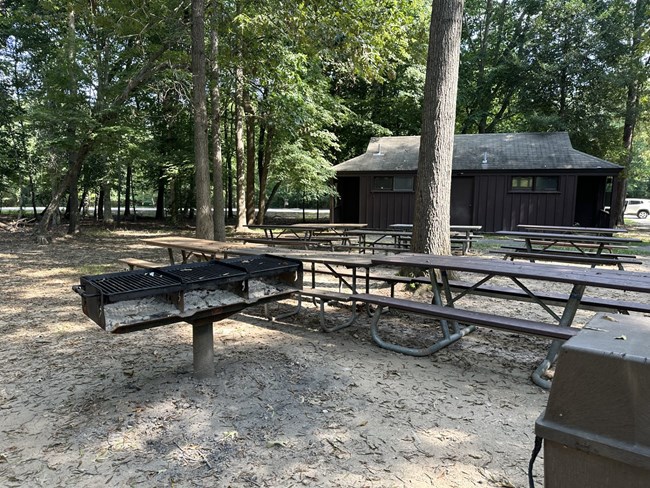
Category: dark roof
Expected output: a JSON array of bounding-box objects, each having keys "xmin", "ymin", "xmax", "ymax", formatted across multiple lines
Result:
[{"xmin": 334, "ymin": 132, "xmax": 622, "ymax": 173}]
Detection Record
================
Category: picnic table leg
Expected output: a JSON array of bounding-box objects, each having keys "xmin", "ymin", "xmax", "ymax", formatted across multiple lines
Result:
[
  {"xmin": 429, "ymin": 268, "xmax": 452, "ymax": 338},
  {"xmin": 191, "ymin": 319, "xmax": 214, "ymax": 377},
  {"xmin": 167, "ymin": 247, "xmax": 175, "ymax": 264},
  {"xmin": 531, "ymin": 284, "xmax": 585, "ymax": 389}
]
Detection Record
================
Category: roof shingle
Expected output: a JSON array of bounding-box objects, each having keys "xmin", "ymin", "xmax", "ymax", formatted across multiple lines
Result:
[{"xmin": 334, "ymin": 132, "xmax": 622, "ymax": 172}]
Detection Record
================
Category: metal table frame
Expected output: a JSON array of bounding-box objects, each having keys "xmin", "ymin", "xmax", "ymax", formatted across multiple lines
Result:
[{"xmin": 371, "ymin": 254, "xmax": 650, "ymax": 389}]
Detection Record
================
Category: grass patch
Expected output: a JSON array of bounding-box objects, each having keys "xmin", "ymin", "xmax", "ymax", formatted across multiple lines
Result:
[{"xmin": 76, "ymin": 263, "xmax": 116, "ymax": 276}]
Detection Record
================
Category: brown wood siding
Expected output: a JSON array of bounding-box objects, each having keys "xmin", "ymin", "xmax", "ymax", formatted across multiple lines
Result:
[
  {"xmin": 473, "ymin": 174, "xmax": 577, "ymax": 231},
  {"xmin": 340, "ymin": 172, "xmax": 601, "ymax": 232},
  {"xmin": 358, "ymin": 175, "xmax": 415, "ymax": 228}
]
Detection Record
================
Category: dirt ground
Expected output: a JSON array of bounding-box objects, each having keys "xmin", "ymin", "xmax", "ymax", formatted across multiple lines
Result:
[{"xmin": 1, "ymin": 224, "xmax": 648, "ymax": 488}]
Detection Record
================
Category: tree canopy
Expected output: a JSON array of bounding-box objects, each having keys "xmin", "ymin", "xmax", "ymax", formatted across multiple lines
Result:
[{"xmin": 0, "ymin": 0, "xmax": 647, "ymax": 232}]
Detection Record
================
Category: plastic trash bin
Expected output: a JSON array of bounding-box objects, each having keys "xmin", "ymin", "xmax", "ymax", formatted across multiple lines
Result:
[{"xmin": 535, "ymin": 313, "xmax": 650, "ymax": 487}]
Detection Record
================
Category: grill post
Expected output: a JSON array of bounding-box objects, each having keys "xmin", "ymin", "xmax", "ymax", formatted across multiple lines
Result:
[{"xmin": 192, "ymin": 320, "xmax": 215, "ymax": 377}]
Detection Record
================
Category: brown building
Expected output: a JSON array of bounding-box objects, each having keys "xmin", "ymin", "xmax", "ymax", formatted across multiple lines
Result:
[{"xmin": 332, "ymin": 132, "xmax": 622, "ymax": 232}]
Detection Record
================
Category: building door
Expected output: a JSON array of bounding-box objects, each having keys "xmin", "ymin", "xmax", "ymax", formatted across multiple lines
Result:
[
  {"xmin": 335, "ymin": 177, "xmax": 360, "ymax": 223},
  {"xmin": 574, "ymin": 176, "xmax": 601, "ymax": 227},
  {"xmin": 451, "ymin": 177, "xmax": 474, "ymax": 225}
]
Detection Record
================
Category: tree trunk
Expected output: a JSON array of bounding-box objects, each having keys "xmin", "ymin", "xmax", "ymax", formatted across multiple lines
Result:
[
  {"xmin": 210, "ymin": 28, "xmax": 226, "ymax": 241},
  {"xmin": 411, "ymin": 0, "xmax": 464, "ymax": 257},
  {"xmin": 191, "ymin": 0, "xmax": 214, "ymax": 239},
  {"xmin": 255, "ymin": 125, "xmax": 274, "ymax": 224},
  {"xmin": 156, "ymin": 166, "xmax": 166, "ymax": 220},
  {"xmin": 102, "ymin": 181, "xmax": 113, "ymax": 224},
  {"xmin": 244, "ymin": 90, "xmax": 256, "ymax": 225},
  {"xmin": 234, "ymin": 64, "xmax": 247, "ymax": 230},
  {"xmin": 67, "ymin": 175, "xmax": 80, "ymax": 233},
  {"xmin": 124, "ymin": 163, "xmax": 132, "ymax": 217}
]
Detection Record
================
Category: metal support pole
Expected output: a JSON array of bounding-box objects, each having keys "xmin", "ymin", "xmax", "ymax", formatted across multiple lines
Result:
[
  {"xmin": 532, "ymin": 284, "xmax": 586, "ymax": 389},
  {"xmin": 192, "ymin": 320, "xmax": 214, "ymax": 377}
]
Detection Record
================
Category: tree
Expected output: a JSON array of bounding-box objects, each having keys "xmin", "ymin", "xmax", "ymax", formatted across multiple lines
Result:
[
  {"xmin": 411, "ymin": 0, "xmax": 465, "ymax": 255},
  {"xmin": 209, "ymin": 23, "xmax": 226, "ymax": 240},
  {"xmin": 191, "ymin": 0, "xmax": 213, "ymax": 239}
]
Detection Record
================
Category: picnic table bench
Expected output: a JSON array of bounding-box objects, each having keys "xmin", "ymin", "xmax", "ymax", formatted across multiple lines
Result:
[
  {"xmin": 242, "ymin": 236, "xmax": 339, "ymax": 250},
  {"xmin": 516, "ymin": 224, "xmax": 628, "ymax": 235},
  {"xmin": 365, "ymin": 253, "xmax": 650, "ymax": 388},
  {"xmin": 352, "ymin": 293, "xmax": 579, "ymax": 356},
  {"xmin": 495, "ymin": 230, "xmax": 641, "ymax": 269},
  {"xmin": 491, "ymin": 249, "xmax": 641, "ymax": 268}
]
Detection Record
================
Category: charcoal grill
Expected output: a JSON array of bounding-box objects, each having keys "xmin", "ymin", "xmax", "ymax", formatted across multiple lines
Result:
[{"xmin": 73, "ymin": 254, "xmax": 302, "ymax": 375}]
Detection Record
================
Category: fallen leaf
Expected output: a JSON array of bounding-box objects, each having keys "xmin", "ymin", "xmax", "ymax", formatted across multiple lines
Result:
[{"xmin": 266, "ymin": 440, "xmax": 288, "ymax": 448}]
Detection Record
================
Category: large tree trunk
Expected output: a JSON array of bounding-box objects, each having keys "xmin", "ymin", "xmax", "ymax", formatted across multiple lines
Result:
[
  {"xmin": 234, "ymin": 64, "xmax": 247, "ymax": 230},
  {"xmin": 411, "ymin": 0, "xmax": 464, "ymax": 256},
  {"xmin": 191, "ymin": 0, "xmax": 214, "ymax": 239},
  {"xmin": 210, "ymin": 28, "xmax": 226, "ymax": 241}
]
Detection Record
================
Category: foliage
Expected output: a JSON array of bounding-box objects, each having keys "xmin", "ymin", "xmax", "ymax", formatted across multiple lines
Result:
[{"xmin": 0, "ymin": 0, "xmax": 647, "ymax": 224}]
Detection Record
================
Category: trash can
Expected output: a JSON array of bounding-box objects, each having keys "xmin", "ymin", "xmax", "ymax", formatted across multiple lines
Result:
[{"xmin": 535, "ymin": 313, "xmax": 650, "ymax": 487}]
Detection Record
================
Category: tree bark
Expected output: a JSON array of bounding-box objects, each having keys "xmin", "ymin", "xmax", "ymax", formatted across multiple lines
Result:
[
  {"xmin": 102, "ymin": 181, "xmax": 113, "ymax": 224},
  {"xmin": 209, "ymin": 27, "xmax": 226, "ymax": 240},
  {"xmin": 191, "ymin": 0, "xmax": 214, "ymax": 239},
  {"xmin": 243, "ymin": 90, "xmax": 256, "ymax": 225},
  {"xmin": 234, "ymin": 64, "xmax": 247, "ymax": 230},
  {"xmin": 412, "ymin": 0, "xmax": 464, "ymax": 256},
  {"xmin": 124, "ymin": 163, "xmax": 132, "ymax": 217},
  {"xmin": 255, "ymin": 126, "xmax": 274, "ymax": 224}
]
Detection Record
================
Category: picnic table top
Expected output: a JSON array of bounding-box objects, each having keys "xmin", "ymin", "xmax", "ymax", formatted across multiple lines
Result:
[
  {"xmin": 517, "ymin": 224, "xmax": 628, "ymax": 234},
  {"xmin": 370, "ymin": 253, "xmax": 650, "ymax": 293},
  {"xmin": 142, "ymin": 237, "xmax": 374, "ymax": 267},
  {"xmin": 496, "ymin": 230, "xmax": 641, "ymax": 244},
  {"xmin": 388, "ymin": 224, "xmax": 483, "ymax": 232},
  {"xmin": 346, "ymin": 229, "xmax": 412, "ymax": 236}
]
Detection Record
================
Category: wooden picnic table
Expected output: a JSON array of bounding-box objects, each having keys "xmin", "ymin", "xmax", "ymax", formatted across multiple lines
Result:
[
  {"xmin": 248, "ymin": 223, "xmax": 366, "ymax": 240},
  {"xmin": 369, "ymin": 253, "xmax": 650, "ymax": 388},
  {"xmin": 141, "ymin": 236, "xmax": 375, "ymax": 294},
  {"xmin": 495, "ymin": 230, "xmax": 641, "ymax": 269},
  {"xmin": 517, "ymin": 224, "xmax": 627, "ymax": 235},
  {"xmin": 387, "ymin": 224, "xmax": 483, "ymax": 255},
  {"xmin": 345, "ymin": 229, "xmax": 412, "ymax": 253}
]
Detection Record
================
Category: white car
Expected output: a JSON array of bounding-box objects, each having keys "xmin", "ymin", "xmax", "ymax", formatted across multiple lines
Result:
[{"xmin": 624, "ymin": 198, "xmax": 650, "ymax": 219}]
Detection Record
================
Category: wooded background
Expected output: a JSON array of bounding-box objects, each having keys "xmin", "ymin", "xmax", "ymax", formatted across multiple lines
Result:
[{"xmin": 0, "ymin": 0, "xmax": 648, "ymax": 232}]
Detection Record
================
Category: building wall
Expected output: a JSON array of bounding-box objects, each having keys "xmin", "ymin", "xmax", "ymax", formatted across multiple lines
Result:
[
  {"xmin": 358, "ymin": 175, "xmax": 415, "ymax": 228},
  {"xmin": 472, "ymin": 174, "xmax": 577, "ymax": 231},
  {"xmin": 339, "ymin": 172, "xmax": 613, "ymax": 231}
]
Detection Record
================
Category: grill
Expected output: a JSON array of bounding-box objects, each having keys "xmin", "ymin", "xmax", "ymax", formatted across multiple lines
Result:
[{"xmin": 73, "ymin": 255, "xmax": 302, "ymax": 333}]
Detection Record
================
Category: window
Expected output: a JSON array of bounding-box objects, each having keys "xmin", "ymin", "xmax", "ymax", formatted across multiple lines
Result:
[
  {"xmin": 511, "ymin": 176, "xmax": 533, "ymax": 191},
  {"xmin": 511, "ymin": 176, "xmax": 559, "ymax": 192},
  {"xmin": 372, "ymin": 175, "xmax": 414, "ymax": 192}
]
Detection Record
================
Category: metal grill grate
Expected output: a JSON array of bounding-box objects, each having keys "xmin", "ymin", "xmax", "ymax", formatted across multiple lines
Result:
[
  {"xmin": 86, "ymin": 272, "xmax": 180, "ymax": 296},
  {"xmin": 226, "ymin": 255, "xmax": 300, "ymax": 276},
  {"xmin": 163, "ymin": 261, "xmax": 247, "ymax": 283}
]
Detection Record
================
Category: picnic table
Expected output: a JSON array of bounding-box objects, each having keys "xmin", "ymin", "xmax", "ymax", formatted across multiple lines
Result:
[
  {"xmin": 364, "ymin": 253, "xmax": 650, "ymax": 388},
  {"xmin": 494, "ymin": 230, "xmax": 641, "ymax": 269},
  {"xmin": 141, "ymin": 236, "xmax": 379, "ymax": 330},
  {"xmin": 141, "ymin": 236, "xmax": 375, "ymax": 294},
  {"xmin": 247, "ymin": 223, "xmax": 366, "ymax": 242},
  {"xmin": 387, "ymin": 224, "xmax": 483, "ymax": 255},
  {"xmin": 344, "ymin": 229, "xmax": 412, "ymax": 253},
  {"xmin": 517, "ymin": 224, "xmax": 627, "ymax": 236}
]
